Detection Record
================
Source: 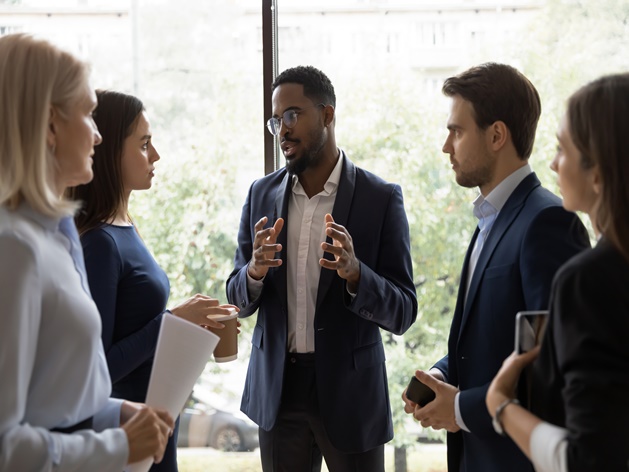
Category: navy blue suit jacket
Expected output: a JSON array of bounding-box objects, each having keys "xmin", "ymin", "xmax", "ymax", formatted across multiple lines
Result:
[
  {"xmin": 226, "ymin": 154, "xmax": 417, "ymax": 453},
  {"xmin": 433, "ymin": 173, "xmax": 590, "ymax": 472}
]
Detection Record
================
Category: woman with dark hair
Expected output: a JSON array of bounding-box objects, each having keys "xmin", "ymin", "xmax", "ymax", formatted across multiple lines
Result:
[
  {"xmin": 0, "ymin": 34, "xmax": 173, "ymax": 471},
  {"xmin": 69, "ymin": 90, "xmax": 236, "ymax": 471},
  {"xmin": 486, "ymin": 73, "xmax": 629, "ymax": 471}
]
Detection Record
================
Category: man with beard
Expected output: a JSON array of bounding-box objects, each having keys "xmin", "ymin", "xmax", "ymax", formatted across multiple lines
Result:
[
  {"xmin": 401, "ymin": 63, "xmax": 590, "ymax": 472},
  {"xmin": 227, "ymin": 65, "xmax": 417, "ymax": 472}
]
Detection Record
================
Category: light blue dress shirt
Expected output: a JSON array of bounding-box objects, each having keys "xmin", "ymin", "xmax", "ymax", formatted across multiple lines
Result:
[{"xmin": 0, "ymin": 203, "xmax": 128, "ymax": 471}]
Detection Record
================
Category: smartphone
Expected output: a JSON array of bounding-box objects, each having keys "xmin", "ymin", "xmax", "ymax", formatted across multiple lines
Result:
[
  {"xmin": 514, "ymin": 310, "xmax": 549, "ymax": 354},
  {"xmin": 405, "ymin": 376, "xmax": 436, "ymax": 406}
]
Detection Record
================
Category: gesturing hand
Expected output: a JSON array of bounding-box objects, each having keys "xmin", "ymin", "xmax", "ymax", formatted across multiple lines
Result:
[
  {"xmin": 248, "ymin": 216, "xmax": 284, "ymax": 281},
  {"xmin": 319, "ymin": 213, "xmax": 361, "ymax": 292}
]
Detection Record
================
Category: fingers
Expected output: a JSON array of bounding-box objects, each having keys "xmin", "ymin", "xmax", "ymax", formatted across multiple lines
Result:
[
  {"xmin": 249, "ymin": 217, "xmax": 284, "ymax": 280},
  {"xmin": 123, "ymin": 407, "xmax": 172, "ymax": 465},
  {"xmin": 415, "ymin": 370, "xmax": 440, "ymax": 391},
  {"xmin": 402, "ymin": 388, "xmax": 417, "ymax": 414}
]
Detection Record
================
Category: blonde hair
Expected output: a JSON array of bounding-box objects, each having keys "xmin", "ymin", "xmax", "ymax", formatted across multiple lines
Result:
[{"xmin": 0, "ymin": 33, "xmax": 90, "ymax": 217}]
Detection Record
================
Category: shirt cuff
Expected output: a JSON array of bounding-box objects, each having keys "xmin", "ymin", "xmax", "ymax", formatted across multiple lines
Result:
[
  {"xmin": 454, "ymin": 392, "xmax": 471, "ymax": 432},
  {"xmin": 246, "ymin": 265, "xmax": 264, "ymax": 301},
  {"xmin": 530, "ymin": 421, "xmax": 568, "ymax": 472},
  {"xmin": 93, "ymin": 398, "xmax": 124, "ymax": 431}
]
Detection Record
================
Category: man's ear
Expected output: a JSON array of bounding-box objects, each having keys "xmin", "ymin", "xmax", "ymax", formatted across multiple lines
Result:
[
  {"xmin": 323, "ymin": 105, "xmax": 335, "ymax": 127},
  {"xmin": 488, "ymin": 120, "xmax": 509, "ymax": 152}
]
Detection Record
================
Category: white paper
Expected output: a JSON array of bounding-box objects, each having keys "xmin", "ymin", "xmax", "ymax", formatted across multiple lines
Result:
[{"xmin": 126, "ymin": 313, "xmax": 219, "ymax": 472}]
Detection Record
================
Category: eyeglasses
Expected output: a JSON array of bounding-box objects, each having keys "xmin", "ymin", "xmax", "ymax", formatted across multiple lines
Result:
[{"xmin": 266, "ymin": 103, "xmax": 325, "ymax": 136}]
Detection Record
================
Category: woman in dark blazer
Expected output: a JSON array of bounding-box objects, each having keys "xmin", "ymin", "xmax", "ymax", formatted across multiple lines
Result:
[{"xmin": 486, "ymin": 73, "xmax": 629, "ymax": 472}]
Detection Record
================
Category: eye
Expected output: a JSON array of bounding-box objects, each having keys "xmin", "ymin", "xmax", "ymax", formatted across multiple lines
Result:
[{"xmin": 142, "ymin": 140, "xmax": 150, "ymax": 150}]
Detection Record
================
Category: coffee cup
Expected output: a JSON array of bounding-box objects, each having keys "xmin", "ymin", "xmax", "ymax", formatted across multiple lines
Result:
[{"xmin": 206, "ymin": 309, "xmax": 238, "ymax": 362}]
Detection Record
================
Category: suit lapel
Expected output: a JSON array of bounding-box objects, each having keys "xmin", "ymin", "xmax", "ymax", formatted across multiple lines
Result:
[
  {"xmin": 273, "ymin": 171, "xmax": 291, "ymax": 313},
  {"xmin": 458, "ymin": 173, "xmax": 541, "ymax": 341},
  {"xmin": 315, "ymin": 152, "xmax": 356, "ymax": 311}
]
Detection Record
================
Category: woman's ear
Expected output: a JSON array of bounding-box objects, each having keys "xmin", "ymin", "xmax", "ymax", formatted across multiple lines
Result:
[
  {"xmin": 590, "ymin": 164, "xmax": 602, "ymax": 196},
  {"xmin": 47, "ymin": 106, "xmax": 58, "ymax": 151}
]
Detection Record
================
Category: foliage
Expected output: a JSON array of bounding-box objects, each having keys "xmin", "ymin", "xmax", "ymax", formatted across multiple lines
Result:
[{"xmin": 125, "ymin": 0, "xmax": 629, "ymax": 455}]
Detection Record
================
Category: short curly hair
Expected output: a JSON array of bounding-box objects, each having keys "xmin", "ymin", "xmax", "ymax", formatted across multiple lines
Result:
[{"xmin": 272, "ymin": 65, "xmax": 336, "ymax": 107}]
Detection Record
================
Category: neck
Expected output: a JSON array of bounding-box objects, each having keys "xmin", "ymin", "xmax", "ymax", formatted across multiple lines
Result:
[
  {"xmin": 298, "ymin": 147, "xmax": 340, "ymax": 198},
  {"xmin": 110, "ymin": 192, "xmax": 131, "ymax": 225}
]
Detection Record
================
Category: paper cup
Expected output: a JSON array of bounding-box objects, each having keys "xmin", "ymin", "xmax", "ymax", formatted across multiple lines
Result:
[{"xmin": 206, "ymin": 309, "xmax": 238, "ymax": 362}]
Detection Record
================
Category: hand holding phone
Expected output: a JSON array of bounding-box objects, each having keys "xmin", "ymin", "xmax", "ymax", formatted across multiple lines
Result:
[
  {"xmin": 405, "ymin": 376, "xmax": 436, "ymax": 406},
  {"xmin": 514, "ymin": 310, "xmax": 548, "ymax": 354}
]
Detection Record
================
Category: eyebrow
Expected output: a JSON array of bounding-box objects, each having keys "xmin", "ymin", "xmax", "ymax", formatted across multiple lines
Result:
[
  {"xmin": 272, "ymin": 106, "xmax": 303, "ymax": 118},
  {"xmin": 140, "ymin": 134, "xmax": 151, "ymax": 140}
]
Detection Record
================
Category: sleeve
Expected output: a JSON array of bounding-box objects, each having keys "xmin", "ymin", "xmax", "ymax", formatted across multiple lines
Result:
[
  {"xmin": 552, "ymin": 262, "xmax": 629, "ymax": 472},
  {"xmin": 346, "ymin": 184, "xmax": 418, "ymax": 335},
  {"xmin": 459, "ymin": 205, "xmax": 589, "ymax": 436},
  {"xmin": 0, "ymin": 234, "xmax": 128, "ymax": 472},
  {"xmin": 82, "ymin": 230, "xmax": 162, "ymax": 383},
  {"xmin": 530, "ymin": 422, "xmax": 569, "ymax": 472},
  {"xmin": 226, "ymin": 184, "xmax": 266, "ymax": 318}
]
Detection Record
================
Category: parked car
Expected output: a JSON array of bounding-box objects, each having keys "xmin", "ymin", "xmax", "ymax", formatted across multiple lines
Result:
[{"xmin": 177, "ymin": 401, "xmax": 258, "ymax": 452}]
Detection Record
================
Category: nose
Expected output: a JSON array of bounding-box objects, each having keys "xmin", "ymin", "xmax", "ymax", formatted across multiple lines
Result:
[
  {"xmin": 442, "ymin": 135, "xmax": 452, "ymax": 155},
  {"xmin": 549, "ymin": 152, "xmax": 558, "ymax": 174},
  {"xmin": 150, "ymin": 143, "xmax": 161, "ymax": 162},
  {"xmin": 93, "ymin": 126, "xmax": 103, "ymax": 146}
]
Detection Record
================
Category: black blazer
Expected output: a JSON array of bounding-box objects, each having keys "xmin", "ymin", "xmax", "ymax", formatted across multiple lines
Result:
[
  {"xmin": 433, "ymin": 173, "xmax": 590, "ymax": 472},
  {"xmin": 226, "ymin": 153, "xmax": 417, "ymax": 453},
  {"xmin": 531, "ymin": 239, "xmax": 629, "ymax": 471}
]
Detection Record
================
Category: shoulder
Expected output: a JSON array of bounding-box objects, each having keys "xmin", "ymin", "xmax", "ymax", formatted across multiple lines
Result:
[
  {"xmin": 0, "ymin": 207, "xmax": 46, "ymax": 262},
  {"xmin": 249, "ymin": 167, "xmax": 288, "ymax": 194},
  {"xmin": 556, "ymin": 241, "xmax": 628, "ymax": 290},
  {"xmin": 351, "ymin": 162, "xmax": 401, "ymax": 196}
]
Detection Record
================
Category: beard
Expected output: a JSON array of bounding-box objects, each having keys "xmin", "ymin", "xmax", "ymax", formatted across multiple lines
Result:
[
  {"xmin": 453, "ymin": 152, "xmax": 496, "ymax": 189},
  {"xmin": 286, "ymin": 126, "xmax": 327, "ymax": 176}
]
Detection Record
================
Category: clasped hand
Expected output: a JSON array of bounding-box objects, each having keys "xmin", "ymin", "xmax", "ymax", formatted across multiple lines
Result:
[{"xmin": 402, "ymin": 370, "xmax": 461, "ymax": 433}]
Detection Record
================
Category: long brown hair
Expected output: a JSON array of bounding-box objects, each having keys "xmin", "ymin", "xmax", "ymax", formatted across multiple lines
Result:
[
  {"xmin": 68, "ymin": 90, "xmax": 144, "ymax": 234},
  {"xmin": 567, "ymin": 73, "xmax": 629, "ymax": 261}
]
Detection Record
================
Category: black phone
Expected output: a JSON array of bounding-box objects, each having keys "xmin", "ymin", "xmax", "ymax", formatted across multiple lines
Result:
[
  {"xmin": 405, "ymin": 376, "xmax": 436, "ymax": 406},
  {"xmin": 514, "ymin": 310, "xmax": 549, "ymax": 354}
]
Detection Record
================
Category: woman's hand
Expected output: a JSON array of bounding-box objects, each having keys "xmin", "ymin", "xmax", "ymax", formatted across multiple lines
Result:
[
  {"xmin": 486, "ymin": 347, "xmax": 540, "ymax": 416},
  {"xmin": 169, "ymin": 294, "xmax": 239, "ymax": 328},
  {"xmin": 122, "ymin": 405, "xmax": 174, "ymax": 465}
]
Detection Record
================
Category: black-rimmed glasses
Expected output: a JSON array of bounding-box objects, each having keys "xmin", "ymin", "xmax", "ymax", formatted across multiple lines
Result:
[{"xmin": 266, "ymin": 103, "xmax": 325, "ymax": 136}]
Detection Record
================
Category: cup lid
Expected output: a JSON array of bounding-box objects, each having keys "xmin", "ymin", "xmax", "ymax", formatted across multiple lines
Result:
[{"xmin": 206, "ymin": 308, "xmax": 238, "ymax": 322}]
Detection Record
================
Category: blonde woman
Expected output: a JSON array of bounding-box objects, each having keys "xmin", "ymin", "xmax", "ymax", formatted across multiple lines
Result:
[{"xmin": 0, "ymin": 33, "xmax": 173, "ymax": 471}]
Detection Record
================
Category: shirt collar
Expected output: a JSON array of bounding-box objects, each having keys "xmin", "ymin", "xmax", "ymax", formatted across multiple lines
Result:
[
  {"xmin": 18, "ymin": 201, "xmax": 61, "ymax": 232},
  {"xmin": 291, "ymin": 148, "xmax": 344, "ymax": 196},
  {"xmin": 478, "ymin": 163, "xmax": 532, "ymax": 213}
]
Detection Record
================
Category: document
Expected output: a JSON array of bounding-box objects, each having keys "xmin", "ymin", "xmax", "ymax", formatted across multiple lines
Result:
[{"xmin": 126, "ymin": 313, "xmax": 220, "ymax": 472}]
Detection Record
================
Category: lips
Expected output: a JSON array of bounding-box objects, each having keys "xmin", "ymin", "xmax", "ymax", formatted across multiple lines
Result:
[{"xmin": 281, "ymin": 139, "xmax": 299, "ymax": 158}]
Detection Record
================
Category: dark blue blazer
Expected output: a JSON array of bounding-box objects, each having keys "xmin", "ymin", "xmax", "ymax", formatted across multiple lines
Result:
[
  {"xmin": 433, "ymin": 173, "xmax": 590, "ymax": 472},
  {"xmin": 226, "ymin": 154, "xmax": 417, "ymax": 453}
]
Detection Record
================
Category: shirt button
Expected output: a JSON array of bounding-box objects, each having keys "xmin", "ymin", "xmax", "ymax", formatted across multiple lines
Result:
[{"xmin": 297, "ymin": 324, "xmax": 304, "ymax": 330}]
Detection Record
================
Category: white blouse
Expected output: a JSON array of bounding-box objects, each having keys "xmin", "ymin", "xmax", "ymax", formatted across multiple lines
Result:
[{"xmin": 0, "ymin": 204, "xmax": 128, "ymax": 471}]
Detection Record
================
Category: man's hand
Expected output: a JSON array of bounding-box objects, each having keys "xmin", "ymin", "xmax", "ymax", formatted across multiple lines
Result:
[
  {"xmin": 411, "ymin": 370, "xmax": 461, "ymax": 433},
  {"xmin": 319, "ymin": 214, "xmax": 361, "ymax": 292},
  {"xmin": 248, "ymin": 216, "xmax": 284, "ymax": 280}
]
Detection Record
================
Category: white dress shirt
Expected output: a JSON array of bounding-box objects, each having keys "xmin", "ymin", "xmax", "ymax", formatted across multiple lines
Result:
[
  {"xmin": 247, "ymin": 150, "xmax": 344, "ymax": 352},
  {"xmin": 454, "ymin": 164, "xmax": 533, "ymax": 432},
  {"xmin": 0, "ymin": 203, "xmax": 128, "ymax": 471}
]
